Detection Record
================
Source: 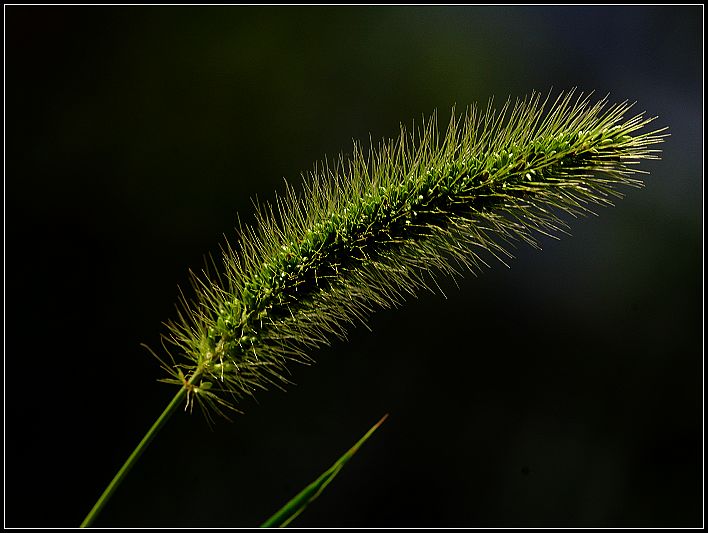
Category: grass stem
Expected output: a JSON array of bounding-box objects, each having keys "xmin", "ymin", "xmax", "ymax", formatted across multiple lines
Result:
[{"xmin": 80, "ymin": 376, "xmax": 196, "ymax": 527}]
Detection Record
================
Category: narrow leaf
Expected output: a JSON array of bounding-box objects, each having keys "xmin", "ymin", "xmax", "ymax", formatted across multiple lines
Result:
[{"xmin": 260, "ymin": 414, "xmax": 389, "ymax": 528}]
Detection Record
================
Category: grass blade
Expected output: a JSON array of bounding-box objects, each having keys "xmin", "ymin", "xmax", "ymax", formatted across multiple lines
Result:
[{"xmin": 260, "ymin": 414, "xmax": 389, "ymax": 528}]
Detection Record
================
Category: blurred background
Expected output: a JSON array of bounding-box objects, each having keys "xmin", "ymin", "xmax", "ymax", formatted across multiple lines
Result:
[{"xmin": 5, "ymin": 6, "xmax": 702, "ymax": 527}]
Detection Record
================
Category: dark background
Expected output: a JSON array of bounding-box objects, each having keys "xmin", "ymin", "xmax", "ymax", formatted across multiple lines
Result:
[{"xmin": 5, "ymin": 6, "xmax": 702, "ymax": 528}]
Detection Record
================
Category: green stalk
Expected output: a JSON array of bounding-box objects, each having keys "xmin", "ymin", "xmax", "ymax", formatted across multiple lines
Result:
[{"xmin": 80, "ymin": 374, "xmax": 198, "ymax": 528}]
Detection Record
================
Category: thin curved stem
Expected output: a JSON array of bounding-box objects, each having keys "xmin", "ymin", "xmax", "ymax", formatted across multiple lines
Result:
[{"xmin": 80, "ymin": 382, "xmax": 191, "ymax": 527}]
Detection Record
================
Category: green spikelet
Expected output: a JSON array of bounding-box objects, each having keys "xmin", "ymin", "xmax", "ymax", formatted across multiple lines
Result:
[{"xmin": 155, "ymin": 90, "xmax": 667, "ymax": 418}]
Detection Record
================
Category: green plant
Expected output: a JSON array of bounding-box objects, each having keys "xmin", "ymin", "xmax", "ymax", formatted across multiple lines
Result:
[
  {"xmin": 81, "ymin": 90, "xmax": 666, "ymax": 527},
  {"xmin": 260, "ymin": 414, "xmax": 389, "ymax": 528}
]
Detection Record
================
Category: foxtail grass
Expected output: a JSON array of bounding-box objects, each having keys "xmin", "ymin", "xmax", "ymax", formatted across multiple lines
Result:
[
  {"xmin": 81, "ymin": 90, "xmax": 666, "ymax": 527},
  {"xmin": 156, "ymin": 90, "xmax": 666, "ymax": 418}
]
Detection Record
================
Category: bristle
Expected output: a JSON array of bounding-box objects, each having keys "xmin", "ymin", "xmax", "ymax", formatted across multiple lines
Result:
[{"xmin": 156, "ymin": 90, "xmax": 667, "ymax": 417}]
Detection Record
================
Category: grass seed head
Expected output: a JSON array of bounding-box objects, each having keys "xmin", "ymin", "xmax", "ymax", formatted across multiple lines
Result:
[{"xmin": 154, "ymin": 90, "xmax": 667, "ymax": 418}]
